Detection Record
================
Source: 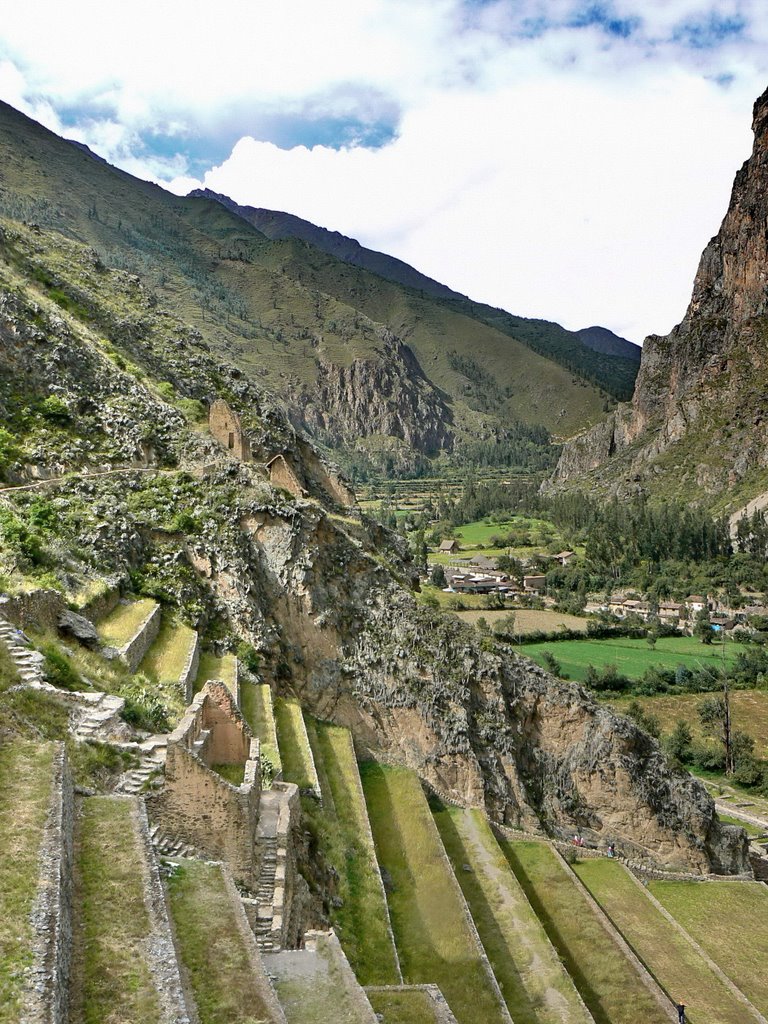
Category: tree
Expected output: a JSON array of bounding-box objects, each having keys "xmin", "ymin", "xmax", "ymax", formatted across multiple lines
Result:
[
  {"xmin": 698, "ymin": 694, "xmax": 734, "ymax": 775},
  {"xmin": 430, "ymin": 564, "xmax": 447, "ymax": 589},
  {"xmin": 625, "ymin": 700, "xmax": 660, "ymax": 739},
  {"xmin": 693, "ymin": 607, "xmax": 714, "ymax": 645},
  {"xmin": 664, "ymin": 721, "xmax": 693, "ymax": 764}
]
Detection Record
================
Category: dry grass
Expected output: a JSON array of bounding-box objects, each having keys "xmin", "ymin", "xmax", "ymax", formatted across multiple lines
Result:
[
  {"xmin": 167, "ymin": 860, "xmax": 277, "ymax": 1024},
  {"xmin": 365, "ymin": 989, "xmax": 439, "ymax": 1024},
  {"xmin": 361, "ymin": 763, "xmax": 509, "ymax": 1024},
  {"xmin": 455, "ymin": 608, "xmax": 589, "ymax": 634},
  {"xmin": 0, "ymin": 740, "xmax": 54, "ymax": 1024},
  {"xmin": 502, "ymin": 841, "xmax": 669, "ymax": 1024},
  {"xmin": 69, "ymin": 797, "xmax": 161, "ymax": 1024},
  {"xmin": 194, "ymin": 651, "xmax": 237, "ymax": 694},
  {"xmin": 139, "ymin": 617, "xmax": 196, "ymax": 685},
  {"xmin": 650, "ymin": 879, "xmax": 768, "ymax": 1015},
  {"xmin": 97, "ymin": 598, "xmax": 157, "ymax": 647},
  {"xmin": 574, "ymin": 858, "xmax": 745, "ymax": 1024}
]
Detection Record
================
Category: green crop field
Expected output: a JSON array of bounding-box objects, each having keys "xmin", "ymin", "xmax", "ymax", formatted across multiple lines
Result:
[
  {"xmin": 0, "ymin": 740, "xmax": 54, "ymax": 1024},
  {"xmin": 610, "ymin": 689, "xmax": 768, "ymax": 757},
  {"xmin": 97, "ymin": 597, "xmax": 157, "ymax": 647},
  {"xmin": 69, "ymin": 798, "xmax": 160, "ymax": 1024},
  {"xmin": 650, "ymin": 880, "xmax": 768, "ymax": 1015},
  {"xmin": 434, "ymin": 807, "xmax": 591, "ymax": 1024},
  {"xmin": 168, "ymin": 860, "xmax": 280, "ymax": 1024},
  {"xmin": 574, "ymin": 859, "xmax": 746, "ymax": 1024},
  {"xmin": 520, "ymin": 635, "xmax": 737, "ymax": 682},
  {"xmin": 361, "ymin": 763, "xmax": 508, "ymax": 1024},
  {"xmin": 501, "ymin": 840, "xmax": 669, "ymax": 1024},
  {"xmin": 303, "ymin": 719, "xmax": 400, "ymax": 984},
  {"xmin": 274, "ymin": 697, "xmax": 319, "ymax": 792},
  {"xmin": 428, "ymin": 515, "xmax": 572, "ymax": 564},
  {"xmin": 239, "ymin": 682, "xmax": 282, "ymax": 777}
]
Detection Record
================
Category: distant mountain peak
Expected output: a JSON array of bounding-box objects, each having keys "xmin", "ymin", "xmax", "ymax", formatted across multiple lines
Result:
[{"xmin": 574, "ymin": 325, "xmax": 641, "ymax": 361}]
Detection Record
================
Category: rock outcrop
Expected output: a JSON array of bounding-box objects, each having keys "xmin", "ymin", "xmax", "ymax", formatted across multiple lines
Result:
[{"xmin": 552, "ymin": 85, "xmax": 768, "ymax": 504}]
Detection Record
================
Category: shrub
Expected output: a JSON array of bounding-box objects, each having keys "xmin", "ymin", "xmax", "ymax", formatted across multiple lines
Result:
[
  {"xmin": 236, "ymin": 641, "xmax": 261, "ymax": 675},
  {"xmin": 40, "ymin": 394, "xmax": 71, "ymax": 424},
  {"xmin": 42, "ymin": 644, "xmax": 82, "ymax": 691},
  {"xmin": 119, "ymin": 677, "xmax": 169, "ymax": 732}
]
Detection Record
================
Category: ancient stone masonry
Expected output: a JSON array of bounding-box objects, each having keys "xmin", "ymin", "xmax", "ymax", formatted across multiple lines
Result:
[
  {"xmin": 178, "ymin": 630, "xmax": 200, "ymax": 704},
  {"xmin": 265, "ymin": 454, "xmax": 307, "ymax": 499},
  {"xmin": 209, "ymin": 398, "xmax": 251, "ymax": 461},
  {"xmin": 149, "ymin": 680, "xmax": 262, "ymax": 887},
  {"xmin": 116, "ymin": 601, "xmax": 162, "ymax": 672},
  {"xmin": 23, "ymin": 744, "xmax": 74, "ymax": 1024}
]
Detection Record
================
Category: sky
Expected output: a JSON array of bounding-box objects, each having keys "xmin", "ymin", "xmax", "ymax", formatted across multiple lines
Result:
[{"xmin": 1, "ymin": 2, "xmax": 767, "ymax": 343}]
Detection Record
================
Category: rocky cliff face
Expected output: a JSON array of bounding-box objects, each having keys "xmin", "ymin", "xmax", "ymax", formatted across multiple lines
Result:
[{"xmin": 552, "ymin": 86, "xmax": 768, "ymax": 503}]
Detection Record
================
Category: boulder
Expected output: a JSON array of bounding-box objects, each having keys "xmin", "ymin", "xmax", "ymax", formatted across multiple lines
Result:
[{"xmin": 57, "ymin": 609, "xmax": 100, "ymax": 648}]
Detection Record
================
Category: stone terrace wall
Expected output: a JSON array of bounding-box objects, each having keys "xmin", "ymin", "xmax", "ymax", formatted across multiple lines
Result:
[
  {"xmin": 0, "ymin": 589, "xmax": 67, "ymax": 632},
  {"xmin": 179, "ymin": 632, "xmax": 200, "ymax": 705},
  {"xmin": 120, "ymin": 602, "xmax": 162, "ymax": 672},
  {"xmin": 23, "ymin": 743, "xmax": 74, "ymax": 1024},
  {"xmin": 150, "ymin": 682, "xmax": 261, "ymax": 887}
]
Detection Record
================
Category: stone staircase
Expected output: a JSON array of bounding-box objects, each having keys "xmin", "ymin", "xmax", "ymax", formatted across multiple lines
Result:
[
  {"xmin": 70, "ymin": 690, "xmax": 127, "ymax": 742},
  {"xmin": 0, "ymin": 613, "xmax": 49, "ymax": 687},
  {"xmin": 149, "ymin": 823, "xmax": 200, "ymax": 862},
  {"xmin": 116, "ymin": 736, "xmax": 168, "ymax": 795},
  {"xmin": 250, "ymin": 837, "xmax": 279, "ymax": 951}
]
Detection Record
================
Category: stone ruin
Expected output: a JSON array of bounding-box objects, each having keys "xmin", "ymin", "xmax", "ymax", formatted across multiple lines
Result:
[{"xmin": 208, "ymin": 397, "xmax": 251, "ymax": 461}]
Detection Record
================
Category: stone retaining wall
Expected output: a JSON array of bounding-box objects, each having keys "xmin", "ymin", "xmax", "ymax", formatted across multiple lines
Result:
[
  {"xmin": 135, "ymin": 801, "xmax": 197, "ymax": 1024},
  {"xmin": 179, "ymin": 632, "xmax": 200, "ymax": 704},
  {"xmin": 120, "ymin": 602, "xmax": 162, "ymax": 672},
  {"xmin": 78, "ymin": 587, "xmax": 120, "ymax": 623},
  {"xmin": 23, "ymin": 743, "xmax": 74, "ymax": 1024},
  {"xmin": 365, "ymin": 985, "xmax": 459, "ymax": 1024},
  {"xmin": 0, "ymin": 589, "xmax": 67, "ymax": 632}
]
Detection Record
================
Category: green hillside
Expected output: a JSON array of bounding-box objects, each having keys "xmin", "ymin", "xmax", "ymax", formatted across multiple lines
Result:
[{"xmin": 0, "ymin": 100, "xmax": 622, "ymax": 477}]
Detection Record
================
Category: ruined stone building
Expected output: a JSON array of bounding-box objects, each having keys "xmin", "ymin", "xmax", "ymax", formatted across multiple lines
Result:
[{"xmin": 209, "ymin": 398, "xmax": 251, "ymax": 461}]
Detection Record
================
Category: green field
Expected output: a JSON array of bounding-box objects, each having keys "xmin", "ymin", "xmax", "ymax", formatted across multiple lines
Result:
[
  {"xmin": 0, "ymin": 740, "xmax": 54, "ymax": 1024},
  {"xmin": 429, "ymin": 515, "xmax": 568, "ymax": 565},
  {"xmin": 168, "ymin": 860, "xmax": 280, "ymax": 1024},
  {"xmin": 521, "ymin": 634, "xmax": 737, "ymax": 682},
  {"xmin": 69, "ymin": 797, "xmax": 161, "ymax": 1024},
  {"xmin": 574, "ymin": 859, "xmax": 746, "ymax": 1024},
  {"xmin": 361, "ymin": 763, "xmax": 508, "ymax": 1024},
  {"xmin": 97, "ymin": 597, "xmax": 157, "ymax": 647},
  {"xmin": 501, "ymin": 841, "xmax": 669, "ymax": 1024},
  {"xmin": 650, "ymin": 880, "xmax": 768, "ymax": 1015},
  {"xmin": 434, "ymin": 807, "xmax": 591, "ymax": 1024},
  {"xmin": 239, "ymin": 681, "xmax": 282, "ymax": 777},
  {"xmin": 304, "ymin": 719, "xmax": 400, "ymax": 984},
  {"xmin": 274, "ymin": 697, "xmax": 319, "ymax": 793}
]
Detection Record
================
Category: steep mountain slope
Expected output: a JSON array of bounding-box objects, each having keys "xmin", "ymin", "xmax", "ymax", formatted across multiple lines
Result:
[
  {"xmin": 551, "ymin": 85, "xmax": 768, "ymax": 510},
  {"xmin": 0, "ymin": 100, "xmax": 629, "ymax": 475},
  {"xmin": 194, "ymin": 187, "xmax": 641, "ymax": 401},
  {"xmin": 0, "ymin": 216, "xmax": 747, "ymax": 874}
]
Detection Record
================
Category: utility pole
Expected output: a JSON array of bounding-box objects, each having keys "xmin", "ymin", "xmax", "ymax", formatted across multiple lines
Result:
[{"xmin": 722, "ymin": 629, "xmax": 734, "ymax": 776}]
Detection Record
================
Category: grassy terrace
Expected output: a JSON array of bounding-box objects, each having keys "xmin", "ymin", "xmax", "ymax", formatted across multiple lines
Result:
[
  {"xmin": 97, "ymin": 597, "xmax": 157, "ymax": 647},
  {"xmin": 651, "ymin": 880, "xmax": 768, "ymax": 1015},
  {"xmin": 366, "ymin": 989, "xmax": 440, "ymax": 1024},
  {"xmin": 139, "ymin": 617, "xmax": 197, "ymax": 722},
  {"xmin": 361, "ymin": 763, "xmax": 508, "ymax": 1024},
  {"xmin": 521, "ymin": 634, "xmax": 737, "ymax": 682},
  {"xmin": 574, "ymin": 859, "xmax": 746, "ymax": 1024},
  {"xmin": 274, "ymin": 696, "xmax": 319, "ymax": 792},
  {"xmin": 240, "ymin": 681, "xmax": 282, "ymax": 777},
  {"xmin": 168, "ymin": 860, "xmax": 277, "ymax": 1024},
  {"xmin": 194, "ymin": 650, "xmax": 238, "ymax": 694},
  {"xmin": 304, "ymin": 718, "xmax": 400, "ymax": 984},
  {"xmin": 434, "ymin": 808, "xmax": 591, "ymax": 1024},
  {"xmin": 69, "ymin": 797, "xmax": 161, "ymax": 1024},
  {"xmin": 455, "ymin": 608, "xmax": 589, "ymax": 633},
  {"xmin": 502, "ymin": 841, "xmax": 669, "ymax": 1024},
  {"xmin": 0, "ymin": 740, "xmax": 54, "ymax": 1024}
]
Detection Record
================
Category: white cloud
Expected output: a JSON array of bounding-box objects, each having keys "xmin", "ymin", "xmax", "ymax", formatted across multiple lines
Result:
[{"xmin": 1, "ymin": 2, "xmax": 768, "ymax": 341}]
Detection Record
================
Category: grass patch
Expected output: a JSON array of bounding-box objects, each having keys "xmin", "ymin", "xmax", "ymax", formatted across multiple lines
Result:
[
  {"xmin": 0, "ymin": 740, "xmax": 54, "ymax": 1024},
  {"xmin": 211, "ymin": 762, "xmax": 245, "ymax": 786},
  {"xmin": 139, "ymin": 616, "xmax": 196, "ymax": 686},
  {"xmin": 239, "ymin": 681, "xmax": 282, "ymax": 776},
  {"xmin": 715, "ymin": 813, "xmax": 763, "ymax": 837},
  {"xmin": 194, "ymin": 650, "xmax": 237, "ymax": 694},
  {"xmin": 434, "ymin": 807, "xmax": 590, "ymax": 1024},
  {"xmin": 274, "ymin": 696, "xmax": 318, "ymax": 791},
  {"xmin": 97, "ymin": 597, "xmax": 157, "ymax": 647},
  {"xmin": 0, "ymin": 687, "xmax": 70, "ymax": 741},
  {"xmin": 365, "ymin": 989, "xmax": 439, "ymax": 1024},
  {"xmin": 70, "ymin": 797, "xmax": 161, "ymax": 1024},
  {"xmin": 304, "ymin": 718, "xmax": 400, "ymax": 984},
  {"xmin": 361, "ymin": 762, "xmax": 508, "ymax": 1024},
  {"xmin": 573, "ymin": 859, "xmax": 745, "ymax": 1024},
  {"xmin": 520, "ymin": 634, "xmax": 737, "ymax": 682},
  {"xmin": 0, "ymin": 642, "xmax": 20, "ymax": 692},
  {"xmin": 168, "ymin": 859, "xmax": 277, "ymax": 1023},
  {"xmin": 650, "ymin": 879, "xmax": 768, "ymax": 1015},
  {"xmin": 455, "ymin": 608, "xmax": 589, "ymax": 634},
  {"xmin": 501, "ymin": 841, "xmax": 669, "ymax": 1024}
]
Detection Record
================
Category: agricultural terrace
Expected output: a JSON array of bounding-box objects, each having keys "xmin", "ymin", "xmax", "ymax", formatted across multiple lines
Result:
[
  {"xmin": 239, "ymin": 682, "xmax": 282, "ymax": 777},
  {"xmin": 650, "ymin": 880, "xmax": 768, "ymax": 1015},
  {"xmin": 434, "ymin": 807, "xmax": 591, "ymax": 1024},
  {"xmin": 361, "ymin": 763, "xmax": 509, "ymax": 1024},
  {"xmin": 501, "ymin": 840, "xmax": 669, "ymax": 1024},
  {"xmin": 574, "ymin": 859, "xmax": 747, "ymax": 1024},
  {"xmin": 96, "ymin": 597, "xmax": 157, "ymax": 647},
  {"xmin": 140, "ymin": 618, "xmax": 196, "ymax": 685},
  {"xmin": 168, "ymin": 860, "xmax": 279, "ymax": 1024},
  {"xmin": 610, "ymin": 689, "xmax": 768, "ymax": 758},
  {"xmin": 0, "ymin": 740, "xmax": 55, "ymax": 1024},
  {"xmin": 274, "ymin": 697, "xmax": 319, "ymax": 793},
  {"xmin": 366, "ymin": 988, "xmax": 443, "ymax": 1024},
  {"xmin": 194, "ymin": 650, "xmax": 237, "ymax": 694},
  {"xmin": 455, "ymin": 608, "xmax": 589, "ymax": 634},
  {"xmin": 521, "ymin": 635, "xmax": 738, "ymax": 683},
  {"xmin": 69, "ymin": 797, "xmax": 161, "ymax": 1024},
  {"xmin": 304, "ymin": 718, "xmax": 400, "ymax": 984}
]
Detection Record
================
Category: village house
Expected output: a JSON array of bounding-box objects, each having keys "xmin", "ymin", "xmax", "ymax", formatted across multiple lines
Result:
[
  {"xmin": 658, "ymin": 602, "xmax": 682, "ymax": 624},
  {"xmin": 523, "ymin": 574, "xmax": 546, "ymax": 593},
  {"xmin": 684, "ymin": 595, "xmax": 710, "ymax": 614},
  {"xmin": 439, "ymin": 539, "xmax": 460, "ymax": 554},
  {"xmin": 551, "ymin": 550, "xmax": 576, "ymax": 566}
]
